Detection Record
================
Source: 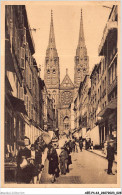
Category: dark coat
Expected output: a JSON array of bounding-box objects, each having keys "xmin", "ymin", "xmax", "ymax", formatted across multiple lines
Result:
[
  {"xmin": 79, "ymin": 140, "xmax": 83, "ymax": 148},
  {"xmin": 16, "ymin": 147, "xmax": 32, "ymax": 183},
  {"xmin": 59, "ymin": 149, "xmax": 68, "ymax": 161},
  {"xmin": 107, "ymin": 145, "xmax": 115, "ymax": 161},
  {"xmin": 47, "ymin": 147, "xmax": 59, "ymax": 175}
]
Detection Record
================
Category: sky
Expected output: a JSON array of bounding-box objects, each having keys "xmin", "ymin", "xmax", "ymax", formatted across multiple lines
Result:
[{"xmin": 26, "ymin": 2, "xmax": 113, "ymax": 83}]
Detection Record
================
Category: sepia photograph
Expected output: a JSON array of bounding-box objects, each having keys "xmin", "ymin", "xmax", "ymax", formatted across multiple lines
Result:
[{"xmin": 1, "ymin": 1, "xmax": 120, "ymax": 188}]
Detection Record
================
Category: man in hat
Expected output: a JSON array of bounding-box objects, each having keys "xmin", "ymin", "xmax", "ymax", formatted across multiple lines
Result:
[{"xmin": 106, "ymin": 140, "xmax": 115, "ymax": 175}]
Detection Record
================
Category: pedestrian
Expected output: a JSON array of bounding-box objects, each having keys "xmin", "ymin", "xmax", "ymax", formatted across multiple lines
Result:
[
  {"xmin": 75, "ymin": 141, "xmax": 79, "ymax": 153},
  {"xmin": 16, "ymin": 138, "xmax": 32, "ymax": 184},
  {"xmin": 68, "ymin": 140, "xmax": 72, "ymax": 153},
  {"xmin": 106, "ymin": 140, "xmax": 115, "ymax": 175},
  {"xmin": 47, "ymin": 144, "xmax": 59, "ymax": 183},
  {"xmin": 36, "ymin": 144, "xmax": 44, "ymax": 183},
  {"xmin": 91, "ymin": 141, "xmax": 94, "ymax": 150},
  {"xmin": 64, "ymin": 143, "xmax": 72, "ymax": 173},
  {"xmin": 79, "ymin": 139, "xmax": 83, "ymax": 152},
  {"xmin": 70, "ymin": 139, "xmax": 75, "ymax": 152},
  {"xmin": 30, "ymin": 144, "xmax": 37, "ymax": 184},
  {"xmin": 104, "ymin": 141, "xmax": 108, "ymax": 155},
  {"xmin": 64, "ymin": 142, "xmax": 69, "ymax": 172},
  {"xmin": 59, "ymin": 146, "xmax": 68, "ymax": 175}
]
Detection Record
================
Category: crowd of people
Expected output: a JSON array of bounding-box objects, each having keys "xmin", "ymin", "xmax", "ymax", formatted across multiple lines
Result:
[
  {"xmin": 15, "ymin": 136, "xmax": 116, "ymax": 184},
  {"xmin": 16, "ymin": 136, "xmax": 84, "ymax": 184}
]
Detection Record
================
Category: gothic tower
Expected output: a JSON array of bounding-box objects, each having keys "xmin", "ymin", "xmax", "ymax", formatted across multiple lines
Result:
[
  {"xmin": 74, "ymin": 9, "xmax": 89, "ymax": 93},
  {"xmin": 44, "ymin": 10, "xmax": 60, "ymax": 108}
]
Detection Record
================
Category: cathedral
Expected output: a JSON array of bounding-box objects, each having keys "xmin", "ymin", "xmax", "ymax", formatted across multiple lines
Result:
[{"xmin": 44, "ymin": 9, "xmax": 89, "ymax": 135}]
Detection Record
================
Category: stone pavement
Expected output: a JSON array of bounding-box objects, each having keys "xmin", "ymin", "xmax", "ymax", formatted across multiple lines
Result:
[
  {"xmin": 41, "ymin": 150, "xmax": 117, "ymax": 184},
  {"xmin": 88, "ymin": 149, "xmax": 117, "ymax": 163}
]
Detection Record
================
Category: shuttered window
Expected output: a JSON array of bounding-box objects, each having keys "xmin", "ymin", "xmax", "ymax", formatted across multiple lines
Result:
[
  {"xmin": 29, "ymin": 100, "xmax": 31, "ymax": 118},
  {"xmin": 20, "ymin": 47, "xmax": 25, "ymax": 69},
  {"xmin": 20, "ymin": 87, "xmax": 24, "ymax": 100},
  {"xmin": 29, "ymin": 73, "xmax": 32, "ymax": 89},
  {"xmin": 26, "ymin": 95, "xmax": 28, "ymax": 115},
  {"xmin": 26, "ymin": 42, "xmax": 29, "ymax": 59},
  {"xmin": 31, "ymin": 103, "xmax": 33, "ymax": 120},
  {"xmin": 23, "ymin": 27, "xmax": 26, "ymax": 46}
]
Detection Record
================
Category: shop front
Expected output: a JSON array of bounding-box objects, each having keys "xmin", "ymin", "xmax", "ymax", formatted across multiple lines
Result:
[{"xmin": 97, "ymin": 100, "xmax": 117, "ymax": 151}]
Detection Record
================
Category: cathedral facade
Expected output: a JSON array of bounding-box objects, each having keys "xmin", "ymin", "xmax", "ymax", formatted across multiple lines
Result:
[{"xmin": 44, "ymin": 10, "xmax": 89, "ymax": 135}]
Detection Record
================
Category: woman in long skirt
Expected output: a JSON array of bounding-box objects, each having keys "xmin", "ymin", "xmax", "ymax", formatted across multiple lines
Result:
[{"xmin": 47, "ymin": 144, "xmax": 59, "ymax": 183}]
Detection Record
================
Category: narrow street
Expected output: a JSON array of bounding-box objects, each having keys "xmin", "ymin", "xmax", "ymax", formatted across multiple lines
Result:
[{"xmin": 41, "ymin": 150, "xmax": 117, "ymax": 184}]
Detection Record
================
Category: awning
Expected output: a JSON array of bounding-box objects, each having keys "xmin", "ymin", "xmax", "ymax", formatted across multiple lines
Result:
[
  {"xmin": 97, "ymin": 99, "xmax": 117, "ymax": 117},
  {"xmin": 8, "ymin": 95, "xmax": 27, "ymax": 115}
]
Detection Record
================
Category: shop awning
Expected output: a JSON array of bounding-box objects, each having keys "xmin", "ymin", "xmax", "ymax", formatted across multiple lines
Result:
[
  {"xmin": 9, "ymin": 95, "xmax": 27, "ymax": 115},
  {"xmin": 97, "ymin": 99, "xmax": 117, "ymax": 117}
]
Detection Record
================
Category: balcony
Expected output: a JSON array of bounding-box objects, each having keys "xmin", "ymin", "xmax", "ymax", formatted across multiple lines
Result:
[
  {"xmin": 98, "ymin": 21, "xmax": 117, "ymax": 56},
  {"xmin": 108, "ymin": 77, "xmax": 117, "ymax": 95}
]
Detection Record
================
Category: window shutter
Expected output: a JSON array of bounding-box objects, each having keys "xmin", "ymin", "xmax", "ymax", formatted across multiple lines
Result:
[
  {"xmin": 20, "ymin": 47, "xmax": 25, "ymax": 69},
  {"xmin": 31, "ymin": 103, "xmax": 33, "ymax": 120},
  {"xmin": 24, "ymin": 94, "xmax": 26, "ymax": 106},
  {"xmin": 23, "ymin": 27, "xmax": 26, "ymax": 46},
  {"xmin": 20, "ymin": 87, "xmax": 24, "ymax": 100},
  {"xmin": 26, "ymin": 42, "xmax": 29, "ymax": 59},
  {"xmin": 29, "ymin": 100, "xmax": 31, "ymax": 118},
  {"xmin": 26, "ymin": 95, "xmax": 28, "ymax": 115},
  {"xmin": 29, "ymin": 74, "xmax": 32, "ymax": 89}
]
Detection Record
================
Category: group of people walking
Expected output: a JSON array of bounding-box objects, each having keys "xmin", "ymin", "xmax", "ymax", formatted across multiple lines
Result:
[
  {"xmin": 16, "ymin": 137, "xmax": 74, "ymax": 184},
  {"xmin": 16, "ymin": 136, "xmax": 116, "ymax": 184},
  {"xmin": 47, "ymin": 140, "xmax": 73, "ymax": 183}
]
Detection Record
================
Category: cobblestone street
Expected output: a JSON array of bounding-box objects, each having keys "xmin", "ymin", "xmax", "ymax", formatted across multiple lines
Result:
[{"xmin": 41, "ymin": 150, "xmax": 117, "ymax": 184}]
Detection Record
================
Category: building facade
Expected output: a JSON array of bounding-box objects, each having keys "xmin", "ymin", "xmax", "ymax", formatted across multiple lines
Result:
[
  {"xmin": 5, "ymin": 6, "xmax": 56, "ymax": 161},
  {"xmin": 78, "ymin": 75, "xmax": 90, "ymax": 139},
  {"xmin": 97, "ymin": 5, "xmax": 118, "ymax": 147}
]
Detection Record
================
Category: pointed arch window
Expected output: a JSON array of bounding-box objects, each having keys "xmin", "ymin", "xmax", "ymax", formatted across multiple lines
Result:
[
  {"xmin": 47, "ymin": 69, "xmax": 50, "ymax": 74},
  {"xmin": 53, "ymin": 69, "xmax": 56, "ymax": 74},
  {"xmin": 77, "ymin": 68, "xmax": 81, "ymax": 73}
]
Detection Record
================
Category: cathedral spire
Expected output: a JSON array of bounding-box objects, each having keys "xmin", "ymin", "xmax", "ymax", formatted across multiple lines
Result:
[
  {"xmin": 46, "ymin": 10, "xmax": 58, "ymax": 57},
  {"xmin": 78, "ymin": 9, "xmax": 85, "ymax": 46},
  {"xmin": 74, "ymin": 9, "xmax": 89, "ymax": 89},
  {"xmin": 48, "ymin": 10, "xmax": 56, "ymax": 49},
  {"xmin": 76, "ymin": 9, "xmax": 87, "ymax": 56}
]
